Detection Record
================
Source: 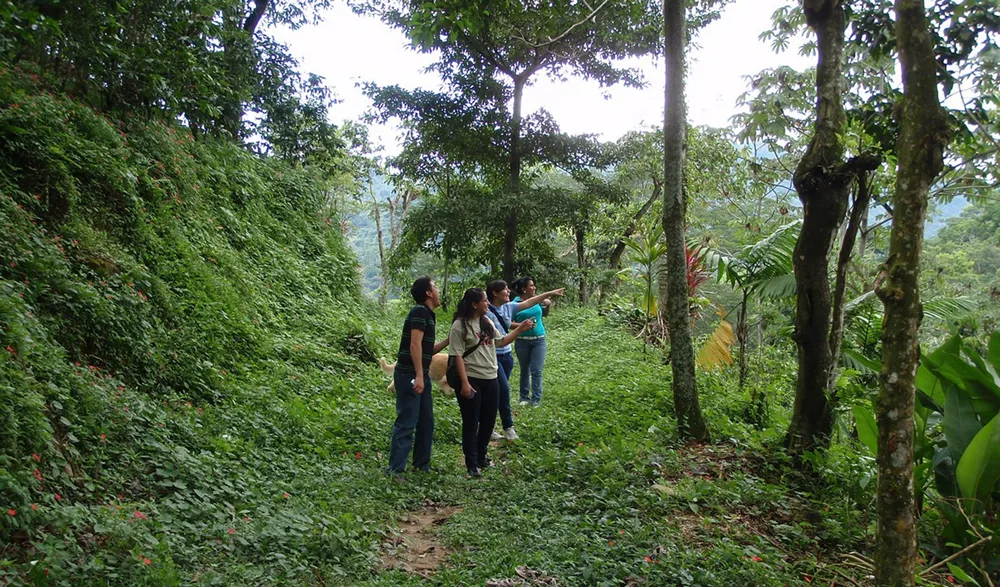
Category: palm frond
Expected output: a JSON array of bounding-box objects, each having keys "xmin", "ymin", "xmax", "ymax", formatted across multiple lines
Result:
[
  {"xmin": 753, "ymin": 273, "xmax": 797, "ymax": 299},
  {"xmin": 923, "ymin": 296, "xmax": 977, "ymax": 323},
  {"xmin": 697, "ymin": 321, "xmax": 735, "ymax": 370}
]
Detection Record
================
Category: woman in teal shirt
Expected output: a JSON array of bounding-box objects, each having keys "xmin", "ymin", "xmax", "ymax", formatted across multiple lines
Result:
[{"xmin": 512, "ymin": 276, "xmax": 554, "ymax": 406}]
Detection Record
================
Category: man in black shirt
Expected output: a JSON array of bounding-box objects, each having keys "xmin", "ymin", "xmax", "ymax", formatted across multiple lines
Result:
[{"xmin": 387, "ymin": 277, "xmax": 449, "ymax": 476}]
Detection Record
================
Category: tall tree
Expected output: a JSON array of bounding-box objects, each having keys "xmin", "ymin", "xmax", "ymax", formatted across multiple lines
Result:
[
  {"xmin": 874, "ymin": 0, "xmax": 950, "ymax": 583},
  {"xmin": 369, "ymin": 0, "xmax": 729, "ymax": 280},
  {"xmin": 663, "ymin": 0, "xmax": 708, "ymax": 441},
  {"xmin": 784, "ymin": 0, "xmax": 880, "ymax": 454}
]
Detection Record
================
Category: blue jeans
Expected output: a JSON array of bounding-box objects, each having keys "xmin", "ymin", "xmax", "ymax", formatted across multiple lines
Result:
[
  {"xmin": 387, "ymin": 370, "xmax": 433, "ymax": 474},
  {"xmin": 496, "ymin": 352, "xmax": 515, "ymax": 429},
  {"xmin": 515, "ymin": 337, "xmax": 546, "ymax": 405}
]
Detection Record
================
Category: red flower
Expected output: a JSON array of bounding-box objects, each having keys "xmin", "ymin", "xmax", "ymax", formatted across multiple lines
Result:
[
  {"xmin": 243, "ymin": 516, "xmax": 250, "ymax": 522},
  {"xmin": 619, "ymin": 529, "xmax": 625, "ymax": 535},
  {"xmin": 5, "ymin": 345, "xmax": 14, "ymax": 354},
  {"xmin": 803, "ymin": 576, "xmax": 812, "ymax": 583},
  {"xmin": 644, "ymin": 556, "xmax": 652, "ymax": 563},
  {"xmin": 6, "ymin": 509, "xmax": 15, "ymax": 516},
  {"xmin": 33, "ymin": 469, "xmax": 42, "ymax": 481},
  {"xmin": 355, "ymin": 452, "xmax": 362, "ymax": 460},
  {"xmin": 608, "ymin": 541, "xmax": 615, "ymax": 546},
  {"xmin": 54, "ymin": 494, "xmax": 62, "ymax": 501},
  {"xmin": 30, "ymin": 503, "xmax": 37, "ymax": 511},
  {"xmin": 100, "ymin": 434, "xmax": 108, "ymax": 442},
  {"xmin": 32, "ymin": 453, "xmax": 40, "ymax": 462},
  {"xmin": 750, "ymin": 556, "xmax": 763, "ymax": 563},
  {"xmin": 282, "ymin": 492, "xmax": 290, "ymax": 499},
  {"xmin": 133, "ymin": 511, "xmax": 147, "ymax": 520},
  {"xmin": 143, "ymin": 558, "xmax": 151, "ymax": 565},
  {"xmin": 228, "ymin": 527, "xmax": 235, "ymax": 535},
  {"xmin": 947, "ymin": 577, "xmax": 956, "ymax": 584}
]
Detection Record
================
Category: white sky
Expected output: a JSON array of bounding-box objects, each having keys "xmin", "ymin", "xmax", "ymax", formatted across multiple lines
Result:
[{"xmin": 272, "ymin": 1, "xmax": 814, "ymax": 155}]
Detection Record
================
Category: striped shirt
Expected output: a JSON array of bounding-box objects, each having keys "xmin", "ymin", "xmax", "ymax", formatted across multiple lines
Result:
[{"xmin": 395, "ymin": 304, "xmax": 436, "ymax": 373}]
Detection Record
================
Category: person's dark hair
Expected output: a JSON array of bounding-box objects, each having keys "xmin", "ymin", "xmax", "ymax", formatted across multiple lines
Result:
[
  {"xmin": 486, "ymin": 280, "xmax": 508, "ymax": 302},
  {"xmin": 452, "ymin": 287, "xmax": 494, "ymax": 340},
  {"xmin": 511, "ymin": 276, "xmax": 534, "ymax": 296},
  {"xmin": 411, "ymin": 276, "xmax": 433, "ymax": 303}
]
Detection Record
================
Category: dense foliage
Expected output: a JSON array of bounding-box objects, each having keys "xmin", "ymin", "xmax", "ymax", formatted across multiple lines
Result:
[{"xmin": 0, "ymin": 66, "xmax": 387, "ymax": 583}]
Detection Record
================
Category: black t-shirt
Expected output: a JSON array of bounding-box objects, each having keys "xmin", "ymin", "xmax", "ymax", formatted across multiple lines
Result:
[{"xmin": 395, "ymin": 304, "xmax": 436, "ymax": 373}]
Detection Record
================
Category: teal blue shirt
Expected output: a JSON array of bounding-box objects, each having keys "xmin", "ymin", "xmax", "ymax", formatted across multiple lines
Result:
[{"xmin": 512, "ymin": 297, "xmax": 545, "ymax": 337}]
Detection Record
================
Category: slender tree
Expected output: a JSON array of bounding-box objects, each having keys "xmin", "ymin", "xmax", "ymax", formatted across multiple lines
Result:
[
  {"xmin": 663, "ymin": 0, "xmax": 708, "ymax": 441},
  {"xmin": 874, "ymin": 0, "xmax": 949, "ymax": 583}
]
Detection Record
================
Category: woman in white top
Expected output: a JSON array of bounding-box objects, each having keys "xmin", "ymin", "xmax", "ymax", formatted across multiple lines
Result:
[{"xmin": 449, "ymin": 288, "xmax": 534, "ymax": 477}]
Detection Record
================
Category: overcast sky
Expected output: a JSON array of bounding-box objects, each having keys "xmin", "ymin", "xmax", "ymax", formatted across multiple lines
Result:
[{"xmin": 272, "ymin": 1, "xmax": 813, "ymax": 154}]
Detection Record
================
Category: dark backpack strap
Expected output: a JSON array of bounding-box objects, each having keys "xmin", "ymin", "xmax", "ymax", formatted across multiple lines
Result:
[{"xmin": 488, "ymin": 306, "xmax": 509, "ymax": 334}]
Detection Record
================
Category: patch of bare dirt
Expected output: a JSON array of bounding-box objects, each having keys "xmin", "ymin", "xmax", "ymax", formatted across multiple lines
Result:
[{"xmin": 381, "ymin": 500, "xmax": 462, "ymax": 577}]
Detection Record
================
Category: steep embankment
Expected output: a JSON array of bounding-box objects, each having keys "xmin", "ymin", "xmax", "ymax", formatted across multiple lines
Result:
[{"xmin": 0, "ymin": 66, "xmax": 391, "ymax": 583}]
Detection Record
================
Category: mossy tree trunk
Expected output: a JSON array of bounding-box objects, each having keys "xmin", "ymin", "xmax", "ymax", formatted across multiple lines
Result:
[
  {"xmin": 874, "ymin": 0, "xmax": 948, "ymax": 583},
  {"xmin": 663, "ymin": 0, "xmax": 708, "ymax": 441}
]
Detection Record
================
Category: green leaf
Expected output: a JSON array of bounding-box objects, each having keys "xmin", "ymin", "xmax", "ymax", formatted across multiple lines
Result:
[
  {"xmin": 955, "ymin": 412, "xmax": 1000, "ymax": 501},
  {"xmin": 988, "ymin": 332, "xmax": 1000, "ymax": 374},
  {"xmin": 944, "ymin": 383, "xmax": 983, "ymax": 461},
  {"xmin": 853, "ymin": 405, "xmax": 878, "ymax": 455},
  {"xmin": 946, "ymin": 562, "xmax": 980, "ymax": 586},
  {"xmin": 842, "ymin": 348, "xmax": 880, "ymax": 374}
]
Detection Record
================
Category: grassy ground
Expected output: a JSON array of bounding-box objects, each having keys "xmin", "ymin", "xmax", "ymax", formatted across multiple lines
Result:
[{"xmin": 338, "ymin": 307, "xmax": 874, "ymax": 587}]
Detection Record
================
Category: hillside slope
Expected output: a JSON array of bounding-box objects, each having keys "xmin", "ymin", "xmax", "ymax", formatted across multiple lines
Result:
[{"xmin": 0, "ymin": 66, "xmax": 393, "ymax": 584}]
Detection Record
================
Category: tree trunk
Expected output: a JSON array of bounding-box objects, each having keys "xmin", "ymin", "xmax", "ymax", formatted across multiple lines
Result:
[
  {"xmin": 602, "ymin": 181, "xmax": 661, "ymax": 304},
  {"xmin": 575, "ymin": 224, "xmax": 588, "ymax": 304},
  {"xmin": 502, "ymin": 76, "xmax": 526, "ymax": 282},
  {"xmin": 874, "ymin": 0, "xmax": 948, "ymax": 584},
  {"xmin": 663, "ymin": 0, "xmax": 708, "ymax": 441},
  {"xmin": 785, "ymin": 0, "xmax": 849, "ymax": 455},
  {"xmin": 827, "ymin": 168, "xmax": 875, "ymax": 395},
  {"xmin": 370, "ymin": 186, "xmax": 389, "ymax": 306},
  {"xmin": 737, "ymin": 289, "xmax": 750, "ymax": 392}
]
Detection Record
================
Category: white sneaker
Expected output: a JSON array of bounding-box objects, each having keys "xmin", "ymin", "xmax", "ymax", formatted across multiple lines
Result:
[
  {"xmin": 518, "ymin": 400, "xmax": 529, "ymax": 406},
  {"xmin": 504, "ymin": 427, "xmax": 519, "ymax": 441},
  {"xmin": 490, "ymin": 430, "xmax": 502, "ymax": 441}
]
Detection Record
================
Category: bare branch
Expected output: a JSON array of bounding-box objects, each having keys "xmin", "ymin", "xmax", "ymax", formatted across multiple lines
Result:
[{"xmin": 513, "ymin": 0, "xmax": 612, "ymax": 49}]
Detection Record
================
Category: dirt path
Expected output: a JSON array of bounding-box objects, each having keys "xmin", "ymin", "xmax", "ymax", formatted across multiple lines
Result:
[{"xmin": 381, "ymin": 500, "xmax": 462, "ymax": 577}]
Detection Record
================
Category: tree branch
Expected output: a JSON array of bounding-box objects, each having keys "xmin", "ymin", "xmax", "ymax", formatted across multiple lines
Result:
[
  {"xmin": 512, "ymin": 0, "xmax": 612, "ymax": 49},
  {"xmin": 243, "ymin": 0, "xmax": 269, "ymax": 34}
]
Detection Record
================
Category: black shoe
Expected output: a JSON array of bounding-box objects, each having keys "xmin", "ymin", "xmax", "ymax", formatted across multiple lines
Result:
[
  {"xmin": 477, "ymin": 457, "xmax": 494, "ymax": 469},
  {"xmin": 467, "ymin": 467, "xmax": 481, "ymax": 478}
]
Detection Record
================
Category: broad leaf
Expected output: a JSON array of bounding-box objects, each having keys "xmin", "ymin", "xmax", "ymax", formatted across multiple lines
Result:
[
  {"xmin": 932, "ymin": 446, "xmax": 959, "ymax": 498},
  {"xmin": 853, "ymin": 405, "xmax": 878, "ymax": 455},
  {"xmin": 943, "ymin": 384, "xmax": 982, "ymax": 461},
  {"xmin": 955, "ymin": 413, "xmax": 1000, "ymax": 501},
  {"xmin": 988, "ymin": 332, "xmax": 1000, "ymax": 375}
]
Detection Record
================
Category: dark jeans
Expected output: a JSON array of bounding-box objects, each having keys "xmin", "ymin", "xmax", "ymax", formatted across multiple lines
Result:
[
  {"xmin": 456, "ymin": 376, "xmax": 499, "ymax": 470},
  {"xmin": 387, "ymin": 370, "xmax": 433, "ymax": 474},
  {"xmin": 497, "ymin": 352, "xmax": 515, "ymax": 430},
  {"xmin": 515, "ymin": 337, "xmax": 546, "ymax": 405}
]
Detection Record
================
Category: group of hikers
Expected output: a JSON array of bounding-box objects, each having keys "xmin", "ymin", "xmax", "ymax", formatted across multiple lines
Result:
[{"xmin": 386, "ymin": 276, "xmax": 565, "ymax": 479}]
